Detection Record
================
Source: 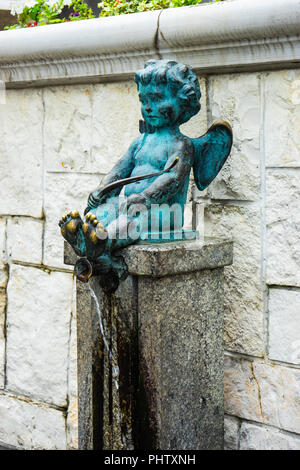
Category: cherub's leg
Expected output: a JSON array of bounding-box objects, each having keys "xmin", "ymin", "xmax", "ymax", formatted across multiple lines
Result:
[
  {"xmin": 82, "ymin": 212, "xmax": 109, "ymax": 261},
  {"xmin": 59, "ymin": 210, "xmax": 86, "ymax": 257},
  {"xmin": 82, "ymin": 206, "xmax": 146, "ymax": 259}
]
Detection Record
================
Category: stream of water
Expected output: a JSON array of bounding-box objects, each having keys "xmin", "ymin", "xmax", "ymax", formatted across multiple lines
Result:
[{"xmin": 88, "ymin": 283, "xmax": 119, "ymax": 391}]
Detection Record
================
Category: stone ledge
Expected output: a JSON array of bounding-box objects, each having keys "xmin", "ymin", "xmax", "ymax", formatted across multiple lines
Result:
[
  {"xmin": 1, "ymin": 0, "xmax": 300, "ymax": 88},
  {"xmin": 64, "ymin": 237, "xmax": 233, "ymax": 277}
]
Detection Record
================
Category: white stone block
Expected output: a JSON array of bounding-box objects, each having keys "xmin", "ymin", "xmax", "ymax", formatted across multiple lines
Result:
[
  {"xmin": 7, "ymin": 217, "xmax": 43, "ymax": 264},
  {"xmin": 206, "ymin": 74, "xmax": 260, "ymax": 201},
  {"xmin": 268, "ymin": 288, "xmax": 300, "ymax": 365},
  {"xmin": 44, "ymin": 85, "xmax": 93, "ymax": 173},
  {"xmin": 44, "ymin": 172, "xmax": 103, "ymax": 268},
  {"xmin": 0, "ymin": 393, "xmax": 66, "ymax": 450},
  {"xmin": 240, "ymin": 422, "xmax": 300, "ymax": 450},
  {"xmin": 265, "ymin": 70, "xmax": 300, "ymax": 168},
  {"xmin": 205, "ymin": 203, "xmax": 263, "ymax": 356},
  {"xmin": 224, "ymin": 356, "xmax": 262, "ymax": 423},
  {"xmin": 66, "ymin": 282, "xmax": 78, "ymax": 450},
  {"xmin": 0, "ymin": 218, "xmax": 6, "ymax": 264},
  {"xmin": 253, "ymin": 362, "xmax": 300, "ymax": 434},
  {"xmin": 266, "ymin": 169, "xmax": 300, "ymax": 287},
  {"xmin": 225, "ymin": 356, "xmax": 300, "ymax": 434},
  {"xmin": 0, "ymin": 89, "xmax": 43, "ymax": 217},
  {"xmin": 0, "ymin": 269, "xmax": 8, "ymax": 289},
  {"xmin": 6, "ymin": 264, "xmax": 73, "ymax": 407},
  {"xmin": 91, "ymin": 81, "xmax": 141, "ymax": 174},
  {"xmin": 0, "ymin": 290, "xmax": 6, "ymax": 389},
  {"xmin": 224, "ymin": 415, "xmax": 240, "ymax": 450},
  {"xmin": 0, "ymin": 218, "xmax": 7, "ymax": 289}
]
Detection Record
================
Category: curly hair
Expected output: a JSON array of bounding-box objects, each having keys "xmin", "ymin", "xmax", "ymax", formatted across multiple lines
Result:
[{"xmin": 134, "ymin": 60, "xmax": 201, "ymax": 125}]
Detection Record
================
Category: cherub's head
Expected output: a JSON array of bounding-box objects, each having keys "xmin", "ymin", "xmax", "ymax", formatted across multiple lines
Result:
[{"xmin": 134, "ymin": 60, "xmax": 201, "ymax": 130}]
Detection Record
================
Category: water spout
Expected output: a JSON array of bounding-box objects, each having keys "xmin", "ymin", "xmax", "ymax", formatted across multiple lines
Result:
[{"xmin": 75, "ymin": 258, "xmax": 93, "ymax": 283}]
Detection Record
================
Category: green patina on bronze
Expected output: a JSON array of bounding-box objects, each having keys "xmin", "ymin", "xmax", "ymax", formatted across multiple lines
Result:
[{"xmin": 59, "ymin": 60, "xmax": 232, "ymax": 292}]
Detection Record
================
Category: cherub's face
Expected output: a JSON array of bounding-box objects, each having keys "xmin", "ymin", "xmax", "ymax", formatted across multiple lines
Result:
[{"xmin": 138, "ymin": 82, "xmax": 181, "ymax": 129}]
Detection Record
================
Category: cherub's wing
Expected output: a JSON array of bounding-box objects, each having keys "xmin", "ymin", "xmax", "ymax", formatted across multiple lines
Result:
[{"xmin": 192, "ymin": 121, "xmax": 233, "ymax": 191}]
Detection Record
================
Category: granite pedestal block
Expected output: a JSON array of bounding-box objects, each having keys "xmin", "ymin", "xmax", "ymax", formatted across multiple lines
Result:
[{"xmin": 64, "ymin": 237, "xmax": 233, "ymax": 450}]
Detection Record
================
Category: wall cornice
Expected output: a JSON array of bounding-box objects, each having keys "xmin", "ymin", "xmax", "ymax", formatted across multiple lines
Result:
[{"xmin": 1, "ymin": 0, "xmax": 300, "ymax": 88}]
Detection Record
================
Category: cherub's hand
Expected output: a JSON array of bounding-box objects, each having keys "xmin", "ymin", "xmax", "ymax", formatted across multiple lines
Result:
[
  {"xmin": 120, "ymin": 193, "xmax": 149, "ymax": 214},
  {"xmin": 87, "ymin": 188, "xmax": 106, "ymax": 210}
]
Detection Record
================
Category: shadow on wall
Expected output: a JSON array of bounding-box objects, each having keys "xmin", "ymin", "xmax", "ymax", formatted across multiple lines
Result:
[{"xmin": 0, "ymin": 9, "xmax": 16, "ymax": 30}]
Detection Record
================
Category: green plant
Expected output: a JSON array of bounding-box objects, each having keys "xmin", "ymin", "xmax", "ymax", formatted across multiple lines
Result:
[
  {"xmin": 97, "ymin": 0, "xmax": 215, "ymax": 17},
  {"xmin": 5, "ymin": 0, "xmax": 95, "ymax": 29},
  {"xmin": 5, "ymin": 0, "xmax": 223, "ymax": 29}
]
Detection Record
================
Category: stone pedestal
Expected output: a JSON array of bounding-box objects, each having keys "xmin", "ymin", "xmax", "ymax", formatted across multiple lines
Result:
[{"xmin": 64, "ymin": 238, "xmax": 233, "ymax": 450}]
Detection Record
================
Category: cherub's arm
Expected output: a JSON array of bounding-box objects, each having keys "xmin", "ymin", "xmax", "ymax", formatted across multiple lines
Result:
[
  {"xmin": 127, "ymin": 138, "xmax": 193, "ymax": 208},
  {"xmin": 86, "ymin": 136, "xmax": 142, "ymax": 212}
]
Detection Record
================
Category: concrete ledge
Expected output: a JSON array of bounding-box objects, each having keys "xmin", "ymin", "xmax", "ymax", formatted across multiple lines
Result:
[
  {"xmin": 64, "ymin": 238, "xmax": 233, "ymax": 277},
  {"xmin": 71, "ymin": 236, "xmax": 231, "ymax": 449},
  {"xmin": 1, "ymin": 0, "xmax": 300, "ymax": 88}
]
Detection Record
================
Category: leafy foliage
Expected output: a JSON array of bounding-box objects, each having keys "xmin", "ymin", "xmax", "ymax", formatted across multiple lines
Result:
[
  {"xmin": 98, "ymin": 0, "xmax": 222, "ymax": 17},
  {"xmin": 5, "ymin": 0, "xmax": 95, "ymax": 29},
  {"xmin": 5, "ymin": 0, "xmax": 222, "ymax": 29}
]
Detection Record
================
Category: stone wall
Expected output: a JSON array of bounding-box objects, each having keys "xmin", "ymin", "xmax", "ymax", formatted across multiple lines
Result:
[
  {"xmin": 0, "ymin": 80, "xmax": 205, "ymax": 449},
  {"xmin": 0, "ymin": 69, "xmax": 299, "ymax": 450},
  {"xmin": 0, "ymin": 0, "xmax": 300, "ymax": 451},
  {"xmin": 201, "ymin": 70, "xmax": 300, "ymax": 450}
]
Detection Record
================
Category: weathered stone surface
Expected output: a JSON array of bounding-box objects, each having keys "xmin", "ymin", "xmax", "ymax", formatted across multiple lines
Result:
[
  {"xmin": 0, "ymin": 89, "xmax": 43, "ymax": 217},
  {"xmin": 240, "ymin": 422, "xmax": 300, "ymax": 450},
  {"xmin": 122, "ymin": 238, "xmax": 233, "ymax": 277},
  {"xmin": 0, "ymin": 393, "xmax": 66, "ymax": 450},
  {"xmin": 0, "ymin": 218, "xmax": 7, "ymax": 289},
  {"xmin": 7, "ymin": 217, "xmax": 43, "ymax": 264},
  {"xmin": 66, "ymin": 282, "xmax": 78, "ymax": 450},
  {"xmin": 180, "ymin": 76, "xmax": 207, "ymax": 139},
  {"xmin": 224, "ymin": 356, "xmax": 262, "ymax": 423},
  {"xmin": 75, "ymin": 278, "xmax": 102, "ymax": 450},
  {"xmin": 138, "ymin": 267, "xmax": 225, "ymax": 450},
  {"xmin": 225, "ymin": 356, "xmax": 300, "ymax": 434},
  {"xmin": 44, "ymin": 172, "xmax": 102, "ymax": 268},
  {"xmin": 268, "ymin": 288, "xmax": 300, "ymax": 365},
  {"xmin": 204, "ymin": 204, "xmax": 264, "ymax": 356},
  {"xmin": 0, "ymin": 289, "xmax": 6, "ymax": 389},
  {"xmin": 0, "ymin": 268, "xmax": 8, "ymax": 290},
  {"xmin": 253, "ymin": 362, "xmax": 300, "ymax": 434},
  {"xmin": 206, "ymin": 73, "xmax": 260, "ymax": 201},
  {"xmin": 265, "ymin": 70, "xmax": 300, "ymax": 168},
  {"xmin": 92, "ymin": 81, "xmax": 141, "ymax": 174},
  {"xmin": 68, "ymin": 239, "xmax": 230, "ymax": 450},
  {"xmin": 266, "ymin": 169, "xmax": 300, "ymax": 286},
  {"xmin": 6, "ymin": 264, "xmax": 73, "ymax": 407},
  {"xmin": 44, "ymin": 85, "xmax": 93, "ymax": 173},
  {"xmin": 224, "ymin": 415, "xmax": 240, "ymax": 450},
  {"xmin": 0, "ymin": 218, "xmax": 6, "ymax": 264}
]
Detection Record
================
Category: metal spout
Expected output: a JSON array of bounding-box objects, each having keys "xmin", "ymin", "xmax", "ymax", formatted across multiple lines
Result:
[{"xmin": 75, "ymin": 258, "xmax": 93, "ymax": 283}]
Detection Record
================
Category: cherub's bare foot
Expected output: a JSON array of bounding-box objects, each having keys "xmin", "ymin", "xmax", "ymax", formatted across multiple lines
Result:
[
  {"xmin": 58, "ymin": 210, "xmax": 86, "ymax": 257},
  {"xmin": 82, "ymin": 212, "xmax": 108, "ymax": 261}
]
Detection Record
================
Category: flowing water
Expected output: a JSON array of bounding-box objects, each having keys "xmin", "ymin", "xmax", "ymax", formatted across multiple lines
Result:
[{"xmin": 88, "ymin": 283, "xmax": 119, "ymax": 390}]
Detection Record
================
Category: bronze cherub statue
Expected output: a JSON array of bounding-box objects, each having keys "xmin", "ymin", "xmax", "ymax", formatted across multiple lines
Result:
[{"xmin": 59, "ymin": 60, "xmax": 232, "ymax": 292}]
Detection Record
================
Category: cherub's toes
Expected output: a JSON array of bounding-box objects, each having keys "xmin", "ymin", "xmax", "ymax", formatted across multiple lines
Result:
[
  {"xmin": 58, "ymin": 215, "xmax": 67, "ymax": 227},
  {"xmin": 96, "ymin": 222, "xmax": 107, "ymax": 240},
  {"xmin": 65, "ymin": 219, "xmax": 78, "ymax": 234},
  {"xmin": 82, "ymin": 213, "xmax": 107, "ymax": 245},
  {"xmin": 59, "ymin": 211, "xmax": 82, "ymax": 234}
]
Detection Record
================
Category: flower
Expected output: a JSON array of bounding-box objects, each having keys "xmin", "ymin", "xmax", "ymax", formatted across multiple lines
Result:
[
  {"xmin": 10, "ymin": 1, "xmax": 26, "ymax": 15},
  {"xmin": 46, "ymin": 0, "xmax": 58, "ymax": 7},
  {"xmin": 24, "ymin": 0, "xmax": 37, "ymax": 8}
]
